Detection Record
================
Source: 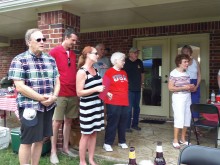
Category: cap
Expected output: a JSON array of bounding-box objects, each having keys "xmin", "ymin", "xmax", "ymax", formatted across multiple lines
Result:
[
  {"xmin": 129, "ymin": 47, "xmax": 140, "ymax": 53},
  {"xmin": 21, "ymin": 108, "xmax": 38, "ymax": 126}
]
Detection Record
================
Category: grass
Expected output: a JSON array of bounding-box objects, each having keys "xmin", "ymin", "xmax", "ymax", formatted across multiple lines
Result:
[{"xmin": 0, "ymin": 144, "xmax": 117, "ymax": 165}]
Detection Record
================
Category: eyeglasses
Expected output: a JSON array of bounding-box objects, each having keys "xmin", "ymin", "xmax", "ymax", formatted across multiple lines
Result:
[
  {"xmin": 36, "ymin": 38, "xmax": 46, "ymax": 42},
  {"xmin": 91, "ymin": 52, "xmax": 98, "ymax": 55},
  {"xmin": 68, "ymin": 57, "xmax": 71, "ymax": 67}
]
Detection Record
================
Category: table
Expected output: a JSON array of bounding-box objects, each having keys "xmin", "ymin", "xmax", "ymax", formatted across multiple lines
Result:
[
  {"xmin": 0, "ymin": 96, "xmax": 18, "ymax": 127},
  {"xmin": 202, "ymin": 103, "xmax": 220, "ymax": 145}
]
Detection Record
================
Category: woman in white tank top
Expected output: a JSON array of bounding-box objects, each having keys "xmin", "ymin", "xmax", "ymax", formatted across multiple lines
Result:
[{"xmin": 181, "ymin": 45, "xmax": 201, "ymax": 124}]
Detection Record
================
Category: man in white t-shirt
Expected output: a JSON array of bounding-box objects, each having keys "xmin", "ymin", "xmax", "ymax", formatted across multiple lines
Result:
[{"xmin": 93, "ymin": 43, "xmax": 111, "ymax": 77}]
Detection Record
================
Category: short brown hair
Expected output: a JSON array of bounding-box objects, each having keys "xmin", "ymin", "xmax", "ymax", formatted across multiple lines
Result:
[{"xmin": 175, "ymin": 54, "xmax": 190, "ymax": 67}]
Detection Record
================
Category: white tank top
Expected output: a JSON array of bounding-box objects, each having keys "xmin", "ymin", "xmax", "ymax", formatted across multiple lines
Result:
[{"xmin": 186, "ymin": 59, "xmax": 198, "ymax": 79}]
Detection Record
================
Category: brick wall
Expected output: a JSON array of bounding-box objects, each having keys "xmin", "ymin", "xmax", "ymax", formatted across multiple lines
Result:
[
  {"xmin": 1, "ymin": 21, "xmax": 219, "ymax": 90},
  {"xmin": 38, "ymin": 10, "xmax": 80, "ymax": 53},
  {"xmin": 0, "ymin": 21, "xmax": 219, "ymax": 88},
  {"xmin": 37, "ymin": 10, "xmax": 81, "ymax": 149},
  {"xmin": 0, "ymin": 39, "xmax": 26, "ymax": 79},
  {"xmin": 79, "ymin": 21, "xmax": 220, "ymax": 92},
  {"xmin": 0, "ymin": 18, "xmax": 220, "ymax": 149}
]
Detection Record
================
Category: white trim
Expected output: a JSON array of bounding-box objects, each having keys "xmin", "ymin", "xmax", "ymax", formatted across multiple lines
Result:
[
  {"xmin": 0, "ymin": 43, "xmax": 10, "ymax": 47},
  {"xmin": 80, "ymin": 16, "xmax": 220, "ymax": 33},
  {"xmin": 0, "ymin": 0, "xmax": 70, "ymax": 12}
]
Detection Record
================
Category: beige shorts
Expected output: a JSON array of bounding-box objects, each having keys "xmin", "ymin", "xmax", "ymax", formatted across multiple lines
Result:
[{"xmin": 53, "ymin": 96, "xmax": 79, "ymax": 120}]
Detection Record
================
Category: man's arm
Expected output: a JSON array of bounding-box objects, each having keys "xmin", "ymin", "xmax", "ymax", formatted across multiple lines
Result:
[
  {"xmin": 217, "ymin": 73, "xmax": 220, "ymax": 90},
  {"xmin": 141, "ymin": 73, "xmax": 145, "ymax": 84},
  {"xmin": 14, "ymin": 80, "xmax": 46, "ymax": 101},
  {"xmin": 53, "ymin": 77, "xmax": 60, "ymax": 97}
]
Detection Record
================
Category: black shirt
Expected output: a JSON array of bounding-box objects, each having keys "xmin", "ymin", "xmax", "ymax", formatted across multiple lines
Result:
[{"xmin": 123, "ymin": 58, "xmax": 144, "ymax": 91}]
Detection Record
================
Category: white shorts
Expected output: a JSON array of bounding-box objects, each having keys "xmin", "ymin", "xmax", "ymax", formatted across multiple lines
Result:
[{"xmin": 172, "ymin": 93, "xmax": 191, "ymax": 128}]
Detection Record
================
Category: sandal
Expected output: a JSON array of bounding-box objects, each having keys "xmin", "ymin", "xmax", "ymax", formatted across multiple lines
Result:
[
  {"xmin": 61, "ymin": 150, "xmax": 78, "ymax": 158},
  {"xmin": 172, "ymin": 142, "xmax": 181, "ymax": 149},
  {"xmin": 179, "ymin": 140, "xmax": 191, "ymax": 145}
]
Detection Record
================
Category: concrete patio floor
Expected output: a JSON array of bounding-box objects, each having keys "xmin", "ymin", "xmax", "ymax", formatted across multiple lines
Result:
[{"xmin": 0, "ymin": 112, "xmax": 218, "ymax": 165}]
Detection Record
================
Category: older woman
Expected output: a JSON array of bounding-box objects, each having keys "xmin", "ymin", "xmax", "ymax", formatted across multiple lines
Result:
[
  {"xmin": 168, "ymin": 54, "xmax": 195, "ymax": 149},
  {"xmin": 102, "ymin": 52, "xmax": 129, "ymax": 152},
  {"xmin": 76, "ymin": 46, "xmax": 105, "ymax": 165},
  {"xmin": 181, "ymin": 45, "xmax": 201, "ymax": 124}
]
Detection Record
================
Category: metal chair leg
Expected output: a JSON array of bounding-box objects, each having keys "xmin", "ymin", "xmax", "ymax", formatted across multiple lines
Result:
[
  {"xmin": 215, "ymin": 127, "xmax": 218, "ymax": 148},
  {"xmin": 194, "ymin": 126, "xmax": 199, "ymax": 145},
  {"xmin": 188, "ymin": 125, "xmax": 192, "ymax": 144}
]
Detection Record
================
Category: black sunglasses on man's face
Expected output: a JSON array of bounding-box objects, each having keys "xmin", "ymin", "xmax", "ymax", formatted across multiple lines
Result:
[{"xmin": 35, "ymin": 38, "xmax": 46, "ymax": 42}]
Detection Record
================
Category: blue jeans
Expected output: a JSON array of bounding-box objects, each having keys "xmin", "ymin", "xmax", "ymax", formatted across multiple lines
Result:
[
  {"xmin": 191, "ymin": 79, "xmax": 200, "ymax": 118},
  {"xmin": 127, "ymin": 91, "xmax": 141, "ymax": 129},
  {"xmin": 104, "ymin": 104, "xmax": 128, "ymax": 145}
]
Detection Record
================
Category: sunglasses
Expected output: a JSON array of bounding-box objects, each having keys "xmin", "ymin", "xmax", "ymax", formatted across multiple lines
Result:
[
  {"xmin": 91, "ymin": 52, "xmax": 98, "ymax": 55},
  {"xmin": 68, "ymin": 57, "xmax": 71, "ymax": 67},
  {"xmin": 36, "ymin": 38, "xmax": 46, "ymax": 42}
]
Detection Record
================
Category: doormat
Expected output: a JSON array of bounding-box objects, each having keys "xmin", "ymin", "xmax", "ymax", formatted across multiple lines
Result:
[{"xmin": 140, "ymin": 119, "xmax": 166, "ymax": 124}]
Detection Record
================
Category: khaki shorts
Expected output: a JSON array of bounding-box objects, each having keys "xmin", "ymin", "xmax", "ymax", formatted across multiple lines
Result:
[{"xmin": 53, "ymin": 96, "xmax": 79, "ymax": 120}]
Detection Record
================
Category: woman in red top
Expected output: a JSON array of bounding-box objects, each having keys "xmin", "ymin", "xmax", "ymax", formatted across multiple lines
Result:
[{"xmin": 102, "ymin": 52, "xmax": 129, "ymax": 152}]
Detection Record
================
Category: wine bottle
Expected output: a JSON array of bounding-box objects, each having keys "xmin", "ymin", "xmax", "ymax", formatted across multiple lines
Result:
[
  {"xmin": 128, "ymin": 147, "xmax": 137, "ymax": 165},
  {"xmin": 154, "ymin": 141, "xmax": 166, "ymax": 165}
]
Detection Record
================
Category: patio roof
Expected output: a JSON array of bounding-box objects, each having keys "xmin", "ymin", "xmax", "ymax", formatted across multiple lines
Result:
[{"xmin": 0, "ymin": 0, "xmax": 220, "ymax": 43}]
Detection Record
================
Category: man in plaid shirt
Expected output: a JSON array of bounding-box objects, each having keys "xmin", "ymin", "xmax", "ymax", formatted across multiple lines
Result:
[{"xmin": 8, "ymin": 28, "xmax": 60, "ymax": 165}]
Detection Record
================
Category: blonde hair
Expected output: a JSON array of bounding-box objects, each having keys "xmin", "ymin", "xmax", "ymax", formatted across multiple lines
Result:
[{"xmin": 78, "ymin": 46, "xmax": 93, "ymax": 68}]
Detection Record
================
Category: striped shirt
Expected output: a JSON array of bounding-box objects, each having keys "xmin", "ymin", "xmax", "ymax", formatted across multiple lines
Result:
[
  {"xmin": 79, "ymin": 67, "xmax": 104, "ymax": 134},
  {"xmin": 169, "ymin": 69, "xmax": 190, "ymax": 93},
  {"xmin": 8, "ymin": 50, "xmax": 59, "ymax": 112}
]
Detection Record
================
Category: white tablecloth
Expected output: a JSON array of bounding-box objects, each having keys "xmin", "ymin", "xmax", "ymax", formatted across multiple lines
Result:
[{"xmin": 0, "ymin": 96, "xmax": 19, "ymax": 118}]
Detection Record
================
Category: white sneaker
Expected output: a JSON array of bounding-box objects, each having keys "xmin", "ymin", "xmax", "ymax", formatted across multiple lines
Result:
[
  {"xmin": 103, "ymin": 143, "xmax": 113, "ymax": 152},
  {"xmin": 118, "ymin": 143, "xmax": 128, "ymax": 149}
]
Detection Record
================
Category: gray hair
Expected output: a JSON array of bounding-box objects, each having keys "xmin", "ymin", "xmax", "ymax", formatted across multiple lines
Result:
[
  {"xmin": 110, "ymin": 52, "xmax": 125, "ymax": 65},
  {"xmin": 181, "ymin": 45, "xmax": 193, "ymax": 54},
  {"xmin": 25, "ymin": 28, "xmax": 41, "ymax": 46}
]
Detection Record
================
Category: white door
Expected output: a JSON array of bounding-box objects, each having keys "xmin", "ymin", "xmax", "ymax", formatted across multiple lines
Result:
[
  {"xmin": 134, "ymin": 34, "xmax": 209, "ymax": 118},
  {"xmin": 170, "ymin": 34, "xmax": 209, "ymax": 113},
  {"xmin": 136, "ymin": 38, "xmax": 170, "ymax": 117}
]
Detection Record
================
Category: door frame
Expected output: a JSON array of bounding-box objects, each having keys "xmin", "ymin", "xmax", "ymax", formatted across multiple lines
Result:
[
  {"xmin": 133, "ymin": 37, "xmax": 170, "ymax": 117},
  {"xmin": 133, "ymin": 33, "xmax": 209, "ymax": 118},
  {"xmin": 170, "ymin": 33, "xmax": 209, "ymax": 116}
]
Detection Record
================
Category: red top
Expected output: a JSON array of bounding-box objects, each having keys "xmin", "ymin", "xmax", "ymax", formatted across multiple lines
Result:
[
  {"xmin": 49, "ymin": 45, "xmax": 77, "ymax": 96},
  {"xmin": 104, "ymin": 67, "xmax": 129, "ymax": 106}
]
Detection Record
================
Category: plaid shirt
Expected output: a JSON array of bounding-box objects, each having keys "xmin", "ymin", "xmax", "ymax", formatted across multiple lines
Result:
[{"xmin": 8, "ymin": 50, "xmax": 59, "ymax": 112}]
